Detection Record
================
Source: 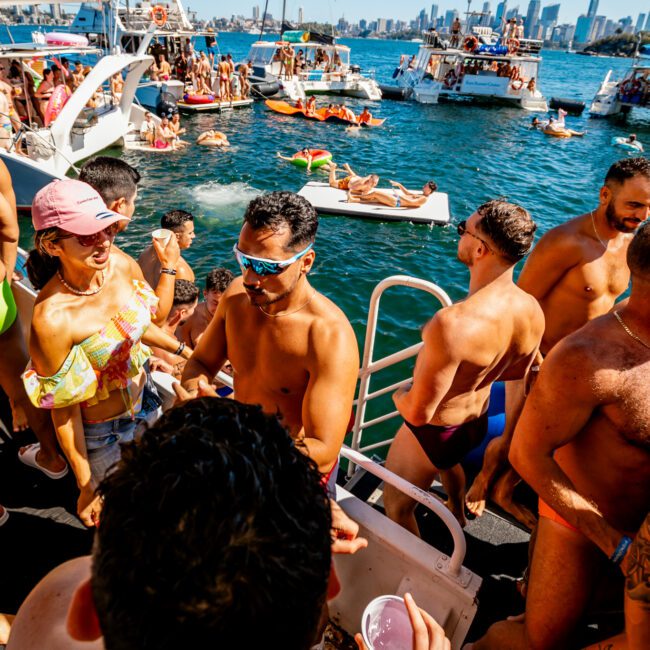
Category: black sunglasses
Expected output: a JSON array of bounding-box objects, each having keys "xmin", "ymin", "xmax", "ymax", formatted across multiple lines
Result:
[{"xmin": 457, "ymin": 220, "xmax": 492, "ymax": 252}]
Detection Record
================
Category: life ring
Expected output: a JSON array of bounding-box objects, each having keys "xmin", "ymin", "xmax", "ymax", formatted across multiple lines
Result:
[
  {"xmin": 183, "ymin": 94, "xmax": 215, "ymax": 104},
  {"xmin": 507, "ymin": 38, "xmax": 520, "ymax": 54},
  {"xmin": 290, "ymin": 149, "xmax": 332, "ymax": 169},
  {"xmin": 151, "ymin": 5, "xmax": 167, "ymax": 27},
  {"xmin": 443, "ymin": 70, "xmax": 457, "ymax": 89},
  {"xmin": 463, "ymin": 36, "xmax": 479, "ymax": 52},
  {"xmin": 511, "ymin": 79, "xmax": 524, "ymax": 91},
  {"xmin": 621, "ymin": 78, "xmax": 641, "ymax": 96}
]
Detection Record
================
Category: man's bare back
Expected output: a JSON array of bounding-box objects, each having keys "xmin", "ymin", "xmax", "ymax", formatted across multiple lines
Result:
[
  {"xmin": 178, "ymin": 301, "xmax": 211, "ymax": 348},
  {"xmin": 138, "ymin": 244, "xmax": 194, "ymax": 284},
  {"xmin": 518, "ymin": 213, "xmax": 631, "ymax": 354}
]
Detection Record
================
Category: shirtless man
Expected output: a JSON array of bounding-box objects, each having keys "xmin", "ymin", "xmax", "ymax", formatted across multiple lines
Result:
[
  {"xmin": 138, "ymin": 209, "xmax": 195, "ymax": 284},
  {"xmin": 305, "ymin": 95, "xmax": 317, "ymax": 116},
  {"xmin": 150, "ymin": 280, "xmax": 198, "ymax": 379},
  {"xmin": 178, "ymin": 268, "xmax": 234, "ymax": 348},
  {"xmin": 357, "ymin": 107, "xmax": 373, "ymax": 125},
  {"xmin": 155, "ymin": 54, "xmax": 172, "ymax": 80},
  {"xmin": 217, "ymin": 56, "xmax": 231, "ymax": 101},
  {"xmin": 238, "ymin": 62, "xmax": 250, "ymax": 98},
  {"xmin": 384, "ymin": 200, "xmax": 543, "ymax": 530},
  {"xmin": 470, "ymin": 223, "xmax": 650, "ymax": 650},
  {"xmin": 176, "ymin": 192, "xmax": 359, "ymax": 483},
  {"xmin": 71, "ymin": 61, "xmax": 85, "ymax": 89},
  {"xmin": 466, "ymin": 157, "xmax": 650, "ymax": 527},
  {"xmin": 327, "ymin": 162, "xmax": 379, "ymax": 193}
]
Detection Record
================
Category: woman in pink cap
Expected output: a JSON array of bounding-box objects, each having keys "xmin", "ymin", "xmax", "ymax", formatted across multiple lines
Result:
[{"xmin": 22, "ymin": 179, "xmax": 191, "ymax": 527}]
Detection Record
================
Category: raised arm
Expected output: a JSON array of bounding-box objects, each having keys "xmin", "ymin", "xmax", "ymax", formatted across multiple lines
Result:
[
  {"xmin": 509, "ymin": 336, "xmax": 623, "ymax": 558},
  {"xmin": 300, "ymin": 320, "xmax": 359, "ymax": 473},
  {"xmin": 392, "ymin": 311, "xmax": 460, "ymax": 427}
]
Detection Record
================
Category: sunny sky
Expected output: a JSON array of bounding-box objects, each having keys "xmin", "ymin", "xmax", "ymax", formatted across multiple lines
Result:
[{"xmin": 196, "ymin": 0, "xmax": 648, "ymax": 25}]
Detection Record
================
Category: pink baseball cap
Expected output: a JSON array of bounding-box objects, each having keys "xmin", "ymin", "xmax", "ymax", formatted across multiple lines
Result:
[{"xmin": 32, "ymin": 179, "xmax": 130, "ymax": 235}]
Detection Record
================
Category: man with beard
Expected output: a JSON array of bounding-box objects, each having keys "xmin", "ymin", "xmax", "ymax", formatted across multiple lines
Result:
[
  {"xmin": 469, "ymin": 223, "xmax": 650, "ymax": 650},
  {"xmin": 177, "ymin": 192, "xmax": 359, "ymax": 487},
  {"xmin": 466, "ymin": 158, "xmax": 650, "ymax": 528},
  {"xmin": 384, "ymin": 200, "xmax": 544, "ymax": 530}
]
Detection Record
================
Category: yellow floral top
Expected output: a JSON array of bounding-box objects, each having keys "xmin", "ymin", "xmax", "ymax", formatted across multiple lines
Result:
[{"xmin": 23, "ymin": 280, "xmax": 157, "ymax": 410}]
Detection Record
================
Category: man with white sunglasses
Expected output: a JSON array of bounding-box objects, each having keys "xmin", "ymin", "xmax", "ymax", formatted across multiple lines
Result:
[{"xmin": 177, "ymin": 192, "xmax": 359, "ymax": 490}]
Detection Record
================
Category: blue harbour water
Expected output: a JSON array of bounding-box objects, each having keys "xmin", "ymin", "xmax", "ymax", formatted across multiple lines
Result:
[{"xmin": 9, "ymin": 29, "xmax": 647, "ymax": 437}]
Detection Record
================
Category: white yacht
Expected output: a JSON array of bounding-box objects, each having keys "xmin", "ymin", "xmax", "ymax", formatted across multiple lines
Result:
[
  {"xmin": 246, "ymin": 36, "xmax": 382, "ymax": 102},
  {"xmin": 393, "ymin": 29, "xmax": 548, "ymax": 111},
  {"xmin": 70, "ymin": 0, "xmax": 211, "ymax": 111},
  {"xmin": 0, "ymin": 40, "xmax": 152, "ymax": 209},
  {"xmin": 589, "ymin": 64, "xmax": 650, "ymax": 117}
]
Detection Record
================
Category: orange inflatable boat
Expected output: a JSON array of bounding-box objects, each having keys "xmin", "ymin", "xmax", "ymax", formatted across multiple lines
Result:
[{"xmin": 265, "ymin": 100, "xmax": 385, "ymax": 127}]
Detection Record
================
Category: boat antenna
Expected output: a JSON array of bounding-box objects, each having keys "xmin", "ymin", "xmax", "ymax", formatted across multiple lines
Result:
[{"xmin": 259, "ymin": 0, "xmax": 269, "ymax": 40}]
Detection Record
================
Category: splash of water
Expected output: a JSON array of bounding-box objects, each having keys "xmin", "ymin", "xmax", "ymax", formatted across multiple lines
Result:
[{"xmin": 192, "ymin": 181, "xmax": 263, "ymax": 222}]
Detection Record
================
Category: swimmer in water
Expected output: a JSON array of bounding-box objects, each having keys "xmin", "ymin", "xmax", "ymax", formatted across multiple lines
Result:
[
  {"xmin": 197, "ymin": 130, "xmax": 230, "ymax": 146},
  {"xmin": 277, "ymin": 148, "xmax": 314, "ymax": 171}
]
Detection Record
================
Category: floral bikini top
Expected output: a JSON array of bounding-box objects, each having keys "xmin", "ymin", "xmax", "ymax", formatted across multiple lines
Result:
[{"xmin": 23, "ymin": 280, "xmax": 157, "ymax": 411}]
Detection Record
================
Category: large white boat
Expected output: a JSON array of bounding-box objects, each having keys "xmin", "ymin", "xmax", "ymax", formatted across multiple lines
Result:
[
  {"xmin": 69, "ymin": 0, "xmax": 204, "ymax": 112},
  {"xmin": 393, "ymin": 29, "xmax": 548, "ymax": 111},
  {"xmin": 0, "ymin": 40, "xmax": 152, "ymax": 209},
  {"xmin": 246, "ymin": 35, "xmax": 382, "ymax": 102},
  {"xmin": 589, "ymin": 64, "xmax": 650, "ymax": 117}
]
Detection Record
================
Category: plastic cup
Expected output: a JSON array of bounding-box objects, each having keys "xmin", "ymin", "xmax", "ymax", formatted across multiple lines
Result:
[
  {"xmin": 361, "ymin": 595, "xmax": 412, "ymax": 650},
  {"xmin": 151, "ymin": 228, "xmax": 173, "ymax": 246}
]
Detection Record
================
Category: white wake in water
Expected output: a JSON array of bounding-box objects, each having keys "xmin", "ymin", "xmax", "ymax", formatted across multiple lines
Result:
[{"xmin": 191, "ymin": 181, "xmax": 262, "ymax": 221}]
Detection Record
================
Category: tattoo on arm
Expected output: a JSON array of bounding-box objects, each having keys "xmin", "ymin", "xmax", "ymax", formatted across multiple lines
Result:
[{"xmin": 625, "ymin": 513, "xmax": 650, "ymax": 605}]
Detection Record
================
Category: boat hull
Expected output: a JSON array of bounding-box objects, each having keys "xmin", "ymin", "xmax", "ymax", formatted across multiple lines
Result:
[{"xmin": 0, "ymin": 153, "xmax": 62, "ymax": 211}]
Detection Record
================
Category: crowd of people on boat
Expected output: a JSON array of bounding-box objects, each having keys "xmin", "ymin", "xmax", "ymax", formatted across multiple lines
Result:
[{"xmin": 0, "ymin": 154, "xmax": 648, "ymax": 649}]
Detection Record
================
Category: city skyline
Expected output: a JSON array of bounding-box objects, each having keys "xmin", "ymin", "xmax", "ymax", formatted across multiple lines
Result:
[{"xmin": 199, "ymin": 0, "xmax": 648, "ymax": 25}]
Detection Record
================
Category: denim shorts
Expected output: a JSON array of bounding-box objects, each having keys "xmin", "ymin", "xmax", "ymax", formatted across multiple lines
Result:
[{"xmin": 85, "ymin": 416, "xmax": 137, "ymax": 487}]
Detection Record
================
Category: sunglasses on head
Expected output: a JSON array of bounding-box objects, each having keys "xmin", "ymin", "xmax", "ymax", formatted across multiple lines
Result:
[
  {"xmin": 233, "ymin": 242, "xmax": 313, "ymax": 276},
  {"xmin": 457, "ymin": 220, "xmax": 492, "ymax": 252},
  {"xmin": 57, "ymin": 223, "xmax": 120, "ymax": 248}
]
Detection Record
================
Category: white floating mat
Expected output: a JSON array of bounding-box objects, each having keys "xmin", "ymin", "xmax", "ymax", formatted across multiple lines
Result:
[{"xmin": 298, "ymin": 182, "xmax": 450, "ymax": 224}]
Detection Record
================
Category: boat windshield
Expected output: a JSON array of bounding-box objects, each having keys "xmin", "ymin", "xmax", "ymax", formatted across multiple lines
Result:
[{"xmin": 248, "ymin": 44, "xmax": 277, "ymax": 65}]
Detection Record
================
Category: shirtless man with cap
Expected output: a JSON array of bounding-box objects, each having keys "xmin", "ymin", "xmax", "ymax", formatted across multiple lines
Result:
[
  {"xmin": 176, "ymin": 192, "xmax": 359, "ymax": 485},
  {"xmin": 384, "ymin": 200, "xmax": 544, "ymax": 530},
  {"xmin": 466, "ymin": 157, "xmax": 650, "ymax": 527},
  {"xmin": 470, "ymin": 222, "xmax": 650, "ymax": 650}
]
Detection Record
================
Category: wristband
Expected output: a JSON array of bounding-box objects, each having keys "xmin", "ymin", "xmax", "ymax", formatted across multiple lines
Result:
[
  {"xmin": 610, "ymin": 535, "xmax": 632, "ymax": 565},
  {"xmin": 174, "ymin": 341, "xmax": 185, "ymax": 356},
  {"xmin": 161, "ymin": 268, "xmax": 177, "ymax": 276}
]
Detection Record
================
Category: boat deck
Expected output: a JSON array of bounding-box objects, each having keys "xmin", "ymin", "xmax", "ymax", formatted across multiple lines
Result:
[{"xmin": 177, "ymin": 98, "xmax": 254, "ymax": 113}]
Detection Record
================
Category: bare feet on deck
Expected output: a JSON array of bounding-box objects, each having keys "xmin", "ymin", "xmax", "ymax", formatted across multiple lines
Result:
[
  {"xmin": 444, "ymin": 498, "xmax": 467, "ymax": 528},
  {"xmin": 465, "ymin": 476, "xmax": 488, "ymax": 518},
  {"xmin": 9, "ymin": 399, "xmax": 28, "ymax": 432},
  {"xmin": 492, "ymin": 473, "xmax": 537, "ymax": 530}
]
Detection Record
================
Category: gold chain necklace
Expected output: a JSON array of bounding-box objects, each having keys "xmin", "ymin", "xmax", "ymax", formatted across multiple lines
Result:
[
  {"xmin": 590, "ymin": 210, "xmax": 607, "ymax": 250},
  {"xmin": 258, "ymin": 289, "xmax": 317, "ymax": 318},
  {"xmin": 57, "ymin": 269, "xmax": 105, "ymax": 296},
  {"xmin": 613, "ymin": 311, "xmax": 650, "ymax": 350}
]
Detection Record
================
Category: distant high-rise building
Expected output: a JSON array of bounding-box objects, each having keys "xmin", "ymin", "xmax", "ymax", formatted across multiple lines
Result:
[
  {"xmin": 377, "ymin": 18, "xmax": 388, "ymax": 32},
  {"xmin": 298, "ymin": 7, "xmax": 303, "ymax": 23},
  {"xmin": 430, "ymin": 4, "xmax": 439, "ymax": 23},
  {"xmin": 252, "ymin": 5, "xmax": 259, "ymax": 20},
  {"xmin": 505, "ymin": 6, "xmax": 520, "ymax": 21},
  {"xmin": 587, "ymin": 0, "xmax": 598, "ymax": 19},
  {"xmin": 480, "ymin": 2, "xmax": 492, "ymax": 25},
  {"xmin": 636, "ymin": 13, "xmax": 646, "ymax": 32},
  {"xmin": 646, "ymin": 13, "xmax": 650, "ymax": 31},
  {"xmin": 444, "ymin": 9, "xmax": 458, "ymax": 29},
  {"xmin": 418, "ymin": 8, "xmax": 428, "ymax": 31},
  {"xmin": 494, "ymin": 0, "xmax": 507, "ymax": 27},
  {"xmin": 541, "ymin": 4, "xmax": 560, "ymax": 23},
  {"xmin": 574, "ymin": 14, "xmax": 594, "ymax": 42},
  {"xmin": 604, "ymin": 19, "xmax": 616, "ymax": 36},
  {"xmin": 359, "ymin": 18, "xmax": 367, "ymax": 30},
  {"xmin": 386, "ymin": 18, "xmax": 394, "ymax": 32},
  {"xmin": 524, "ymin": 0, "xmax": 541, "ymax": 38},
  {"xmin": 591, "ymin": 15, "xmax": 606, "ymax": 40}
]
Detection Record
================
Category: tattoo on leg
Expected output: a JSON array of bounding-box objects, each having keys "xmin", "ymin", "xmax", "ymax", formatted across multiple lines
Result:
[{"xmin": 625, "ymin": 513, "xmax": 650, "ymax": 604}]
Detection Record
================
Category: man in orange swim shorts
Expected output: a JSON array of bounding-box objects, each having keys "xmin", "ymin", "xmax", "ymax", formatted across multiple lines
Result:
[
  {"xmin": 327, "ymin": 162, "xmax": 378, "ymax": 193},
  {"xmin": 471, "ymin": 224, "xmax": 650, "ymax": 650}
]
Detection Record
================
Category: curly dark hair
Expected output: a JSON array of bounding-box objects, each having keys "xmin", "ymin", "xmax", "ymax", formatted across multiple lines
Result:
[
  {"xmin": 172, "ymin": 279, "xmax": 199, "ymax": 308},
  {"xmin": 79, "ymin": 156, "xmax": 141, "ymax": 205},
  {"xmin": 476, "ymin": 199, "xmax": 537, "ymax": 264},
  {"xmin": 605, "ymin": 157, "xmax": 650, "ymax": 187},
  {"xmin": 243, "ymin": 191, "xmax": 318, "ymax": 250},
  {"xmin": 627, "ymin": 221, "xmax": 650, "ymax": 280},
  {"xmin": 92, "ymin": 398, "xmax": 332, "ymax": 650},
  {"xmin": 161, "ymin": 209, "xmax": 194, "ymax": 232},
  {"xmin": 206, "ymin": 267, "xmax": 235, "ymax": 293}
]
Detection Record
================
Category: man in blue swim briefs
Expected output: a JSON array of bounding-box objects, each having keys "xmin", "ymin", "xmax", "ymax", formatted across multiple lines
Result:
[{"xmin": 384, "ymin": 200, "xmax": 544, "ymax": 530}]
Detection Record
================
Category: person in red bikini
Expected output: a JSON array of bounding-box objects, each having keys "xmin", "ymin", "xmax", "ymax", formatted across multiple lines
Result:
[
  {"xmin": 176, "ymin": 192, "xmax": 359, "ymax": 493},
  {"xmin": 470, "ymin": 223, "xmax": 650, "ymax": 649}
]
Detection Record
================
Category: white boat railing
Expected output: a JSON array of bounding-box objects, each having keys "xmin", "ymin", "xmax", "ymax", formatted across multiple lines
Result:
[{"xmin": 348, "ymin": 275, "xmax": 452, "ymax": 469}]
